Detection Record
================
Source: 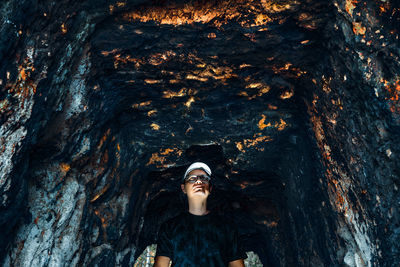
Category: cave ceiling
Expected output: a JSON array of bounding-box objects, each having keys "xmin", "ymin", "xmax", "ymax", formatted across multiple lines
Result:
[{"xmin": 87, "ymin": 0, "xmax": 328, "ymax": 170}]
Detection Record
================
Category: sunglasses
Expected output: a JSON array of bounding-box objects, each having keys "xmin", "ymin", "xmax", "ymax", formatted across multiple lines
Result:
[{"xmin": 185, "ymin": 174, "xmax": 211, "ymax": 184}]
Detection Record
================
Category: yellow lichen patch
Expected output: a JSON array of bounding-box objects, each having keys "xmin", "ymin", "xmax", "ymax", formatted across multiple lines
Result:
[
  {"xmin": 116, "ymin": 1, "xmax": 126, "ymax": 7},
  {"xmin": 101, "ymin": 49, "xmax": 120, "ymax": 56},
  {"xmin": 239, "ymin": 63, "xmax": 252, "ymax": 68},
  {"xmin": 236, "ymin": 134, "xmax": 273, "ymax": 152},
  {"xmin": 113, "ymin": 54, "xmax": 144, "ymax": 69},
  {"xmin": 247, "ymin": 82, "xmax": 264, "ymax": 89},
  {"xmin": 258, "ymin": 114, "xmax": 268, "ymax": 130},
  {"xmin": 258, "ymin": 115, "xmax": 288, "ymax": 131},
  {"xmin": 277, "ymin": 118, "xmax": 287, "ymax": 131},
  {"xmin": 60, "ymin": 163, "xmax": 70, "ymax": 172},
  {"xmin": 207, "ymin": 32, "xmax": 216, "ymax": 39},
  {"xmin": 185, "ymin": 65, "xmax": 236, "ymax": 82},
  {"xmin": 109, "ymin": 2, "xmax": 126, "ymax": 14},
  {"xmin": 121, "ymin": 0, "xmax": 289, "ymax": 28},
  {"xmin": 280, "ymin": 89, "xmax": 294, "ymax": 99},
  {"xmin": 150, "ymin": 123, "xmax": 160, "ymax": 130},
  {"xmin": 322, "ymin": 76, "xmax": 332, "ymax": 94},
  {"xmin": 185, "ymin": 74, "xmax": 209, "ymax": 82},
  {"xmin": 381, "ymin": 78, "xmax": 400, "ymax": 114},
  {"xmin": 132, "ymin": 101, "xmax": 152, "ymax": 109},
  {"xmin": 185, "ymin": 96, "xmax": 195, "ymax": 108},
  {"xmin": 146, "ymin": 148, "xmax": 183, "ymax": 167},
  {"xmin": 260, "ymin": 0, "xmax": 296, "ymax": 13},
  {"xmin": 352, "ymin": 22, "xmax": 366, "ymax": 35},
  {"xmin": 345, "ymin": 0, "xmax": 357, "ymax": 17},
  {"xmin": 117, "ymin": 143, "xmax": 121, "ymax": 151},
  {"xmin": 241, "ymin": 83, "xmax": 270, "ymax": 100},
  {"xmin": 236, "ymin": 142, "xmax": 245, "ymax": 152},
  {"xmin": 20, "ymin": 68, "xmax": 27, "ymax": 81},
  {"xmin": 61, "ymin": 23, "xmax": 67, "ymax": 34},
  {"xmin": 7, "ymin": 55, "xmax": 37, "ymax": 110},
  {"xmin": 147, "ymin": 110, "xmax": 157, "ymax": 117},
  {"xmin": 271, "ymin": 62, "xmax": 306, "ymax": 77},
  {"xmin": 254, "ymin": 13, "xmax": 273, "ymax": 26},
  {"xmin": 148, "ymin": 50, "xmax": 177, "ymax": 65},
  {"xmin": 163, "ymin": 88, "xmax": 198, "ymax": 98},
  {"xmin": 144, "ymin": 79, "xmax": 161, "ymax": 84}
]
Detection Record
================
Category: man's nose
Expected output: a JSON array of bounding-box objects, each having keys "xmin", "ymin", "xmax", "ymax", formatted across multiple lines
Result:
[{"xmin": 195, "ymin": 179, "xmax": 203, "ymax": 184}]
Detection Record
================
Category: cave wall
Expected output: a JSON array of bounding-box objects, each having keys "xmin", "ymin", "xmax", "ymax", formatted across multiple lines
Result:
[
  {"xmin": 0, "ymin": 0, "xmax": 399, "ymax": 266},
  {"xmin": 306, "ymin": 0, "xmax": 400, "ymax": 265}
]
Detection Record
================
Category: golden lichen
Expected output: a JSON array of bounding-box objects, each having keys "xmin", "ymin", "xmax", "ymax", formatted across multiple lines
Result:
[
  {"xmin": 235, "ymin": 134, "xmax": 273, "ymax": 152},
  {"xmin": 132, "ymin": 101, "xmax": 152, "ymax": 109},
  {"xmin": 61, "ymin": 23, "xmax": 67, "ymax": 34},
  {"xmin": 146, "ymin": 148, "xmax": 183, "ymax": 167},
  {"xmin": 185, "ymin": 96, "xmax": 195, "ymax": 108},
  {"xmin": 280, "ymin": 89, "xmax": 294, "ymax": 99},
  {"xmin": 258, "ymin": 114, "xmax": 268, "ymax": 130},
  {"xmin": 150, "ymin": 123, "xmax": 160, "ymax": 130},
  {"xmin": 345, "ymin": 0, "xmax": 358, "ymax": 17},
  {"xmin": 162, "ymin": 88, "xmax": 198, "ymax": 98},
  {"xmin": 121, "ymin": 0, "xmax": 297, "ymax": 28},
  {"xmin": 352, "ymin": 22, "xmax": 366, "ymax": 35},
  {"xmin": 60, "ymin": 163, "xmax": 70, "ymax": 172},
  {"xmin": 258, "ymin": 115, "xmax": 288, "ymax": 131}
]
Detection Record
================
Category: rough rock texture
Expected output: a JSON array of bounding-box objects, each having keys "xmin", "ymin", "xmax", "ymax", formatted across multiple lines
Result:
[{"xmin": 0, "ymin": 0, "xmax": 399, "ymax": 266}]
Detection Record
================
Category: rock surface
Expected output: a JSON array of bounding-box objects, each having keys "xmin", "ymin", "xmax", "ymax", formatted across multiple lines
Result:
[{"xmin": 0, "ymin": 0, "xmax": 399, "ymax": 266}]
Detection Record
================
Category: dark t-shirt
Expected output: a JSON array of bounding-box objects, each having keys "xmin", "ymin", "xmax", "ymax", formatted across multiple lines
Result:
[{"xmin": 155, "ymin": 211, "xmax": 247, "ymax": 267}]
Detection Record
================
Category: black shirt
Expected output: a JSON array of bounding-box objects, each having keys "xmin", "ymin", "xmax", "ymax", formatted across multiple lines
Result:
[{"xmin": 155, "ymin": 211, "xmax": 247, "ymax": 267}]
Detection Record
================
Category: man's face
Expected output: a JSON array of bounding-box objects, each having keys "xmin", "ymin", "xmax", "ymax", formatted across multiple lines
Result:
[{"xmin": 181, "ymin": 169, "xmax": 212, "ymax": 199}]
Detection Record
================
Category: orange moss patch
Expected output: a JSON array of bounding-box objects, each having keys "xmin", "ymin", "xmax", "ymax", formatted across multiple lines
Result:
[
  {"xmin": 236, "ymin": 133, "xmax": 272, "ymax": 152},
  {"xmin": 60, "ymin": 163, "xmax": 70, "ymax": 172},
  {"xmin": 150, "ymin": 123, "xmax": 160, "ymax": 130},
  {"xmin": 345, "ymin": 0, "xmax": 358, "ymax": 17},
  {"xmin": 381, "ymin": 78, "xmax": 400, "ymax": 115},
  {"xmin": 258, "ymin": 114, "xmax": 268, "ymax": 130},
  {"xmin": 146, "ymin": 148, "xmax": 183, "ymax": 167},
  {"xmin": 352, "ymin": 22, "xmax": 366, "ymax": 35},
  {"xmin": 258, "ymin": 115, "xmax": 288, "ymax": 131},
  {"xmin": 184, "ymin": 96, "xmax": 195, "ymax": 108},
  {"xmin": 132, "ymin": 101, "xmax": 152, "ymax": 109},
  {"xmin": 121, "ymin": 0, "xmax": 293, "ymax": 28},
  {"xmin": 280, "ymin": 89, "xmax": 294, "ymax": 99},
  {"xmin": 163, "ymin": 88, "xmax": 198, "ymax": 98},
  {"xmin": 61, "ymin": 23, "xmax": 67, "ymax": 34}
]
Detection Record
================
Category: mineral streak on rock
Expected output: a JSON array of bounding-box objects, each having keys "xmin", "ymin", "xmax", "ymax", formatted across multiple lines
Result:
[{"xmin": 0, "ymin": 0, "xmax": 399, "ymax": 266}]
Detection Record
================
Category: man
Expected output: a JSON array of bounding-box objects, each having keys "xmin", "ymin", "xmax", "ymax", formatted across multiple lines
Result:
[{"xmin": 154, "ymin": 162, "xmax": 247, "ymax": 267}]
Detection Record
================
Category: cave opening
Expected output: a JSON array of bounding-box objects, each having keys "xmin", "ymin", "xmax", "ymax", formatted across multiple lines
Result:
[{"xmin": 133, "ymin": 144, "xmax": 291, "ymax": 266}]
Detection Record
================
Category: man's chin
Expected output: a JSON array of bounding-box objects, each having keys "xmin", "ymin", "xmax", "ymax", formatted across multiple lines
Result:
[{"xmin": 190, "ymin": 191, "xmax": 209, "ymax": 197}]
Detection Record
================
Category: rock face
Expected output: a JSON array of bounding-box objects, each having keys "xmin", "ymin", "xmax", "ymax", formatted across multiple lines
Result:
[{"xmin": 0, "ymin": 0, "xmax": 399, "ymax": 266}]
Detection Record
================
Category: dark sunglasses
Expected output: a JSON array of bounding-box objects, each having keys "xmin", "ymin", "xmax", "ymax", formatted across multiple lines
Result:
[{"xmin": 185, "ymin": 174, "xmax": 211, "ymax": 184}]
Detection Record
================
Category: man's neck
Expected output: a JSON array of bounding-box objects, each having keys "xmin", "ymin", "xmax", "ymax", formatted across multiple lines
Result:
[{"xmin": 187, "ymin": 198, "xmax": 209, "ymax": 215}]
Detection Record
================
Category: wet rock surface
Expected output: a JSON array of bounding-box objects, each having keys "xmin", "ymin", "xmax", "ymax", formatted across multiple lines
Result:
[{"xmin": 0, "ymin": 0, "xmax": 399, "ymax": 266}]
